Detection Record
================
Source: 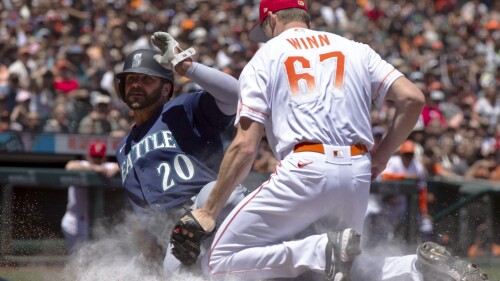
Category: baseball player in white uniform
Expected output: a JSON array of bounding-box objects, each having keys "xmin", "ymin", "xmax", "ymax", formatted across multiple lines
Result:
[
  {"xmin": 61, "ymin": 141, "xmax": 119, "ymax": 255},
  {"xmin": 377, "ymin": 140, "xmax": 432, "ymax": 241},
  {"xmin": 176, "ymin": 1, "xmax": 490, "ymax": 280}
]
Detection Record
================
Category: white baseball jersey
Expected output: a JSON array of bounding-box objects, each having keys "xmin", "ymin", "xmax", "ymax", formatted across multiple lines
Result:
[
  {"xmin": 237, "ymin": 28, "xmax": 402, "ymax": 160},
  {"xmin": 205, "ymin": 28, "xmax": 416, "ymax": 281}
]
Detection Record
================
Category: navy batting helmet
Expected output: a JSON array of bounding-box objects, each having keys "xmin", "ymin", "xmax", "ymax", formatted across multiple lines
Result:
[{"xmin": 115, "ymin": 49, "xmax": 174, "ymax": 99}]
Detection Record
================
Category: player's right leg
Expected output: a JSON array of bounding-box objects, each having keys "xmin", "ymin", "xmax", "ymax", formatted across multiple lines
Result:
[{"xmin": 415, "ymin": 242, "xmax": 489, "ymax": 281}]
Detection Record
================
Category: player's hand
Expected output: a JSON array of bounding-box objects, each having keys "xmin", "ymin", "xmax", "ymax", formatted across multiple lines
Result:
[
  {"xmin": 151, "ymin": 31, "xmax": 196, "ymax": 74},
  {"xmin": 151, "ymin": 32, "xmax": 178, "ymax": 69},
  {"xmin": 173, "ymin": 209, "xmax": 216, "ymax": 240},
  {"xmin": 370, "ymin": 151, "xmax": 388, "ymax": 182},
  {"xmin": 169, "ymin": 209, "xmax": 216, "ymax": 266}
]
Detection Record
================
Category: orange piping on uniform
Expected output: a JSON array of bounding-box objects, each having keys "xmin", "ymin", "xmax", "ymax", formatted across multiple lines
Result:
[
  {"xmin": 240, "ymin": 103, "xmax": 269, "ymax": 117},
  {"xmin": 374, "ymin": 68, "xmax": 396, "ymax": 100}
]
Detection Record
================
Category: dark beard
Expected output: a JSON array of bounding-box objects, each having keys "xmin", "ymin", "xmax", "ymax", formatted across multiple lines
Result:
[{"xmin": 125, "ymin": 81, "xmax": 164, "ymax": 110}]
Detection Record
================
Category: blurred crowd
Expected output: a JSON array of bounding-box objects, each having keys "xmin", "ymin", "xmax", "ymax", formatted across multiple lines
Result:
[{"xmin": 0, "ymin": 0, "xmax": 498, "ymax": 183}]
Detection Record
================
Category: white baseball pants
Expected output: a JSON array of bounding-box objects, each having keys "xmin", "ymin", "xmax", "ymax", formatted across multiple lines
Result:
[{"xmin": 204, "ymin": 148, "xmax": 372, "ymax": 280}]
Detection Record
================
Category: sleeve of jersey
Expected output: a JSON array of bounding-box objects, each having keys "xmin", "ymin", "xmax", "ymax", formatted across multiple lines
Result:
[
  {"xmin": 185, "ymin": 62, "xmax": 238, "ymax": 116},
  {"xmin": 367, "ymin": 46, "xmax": 404, "ymax": 108},
  {"xmin": 236, "ymin": 61, "xmax": 270, "ymax": 125}
]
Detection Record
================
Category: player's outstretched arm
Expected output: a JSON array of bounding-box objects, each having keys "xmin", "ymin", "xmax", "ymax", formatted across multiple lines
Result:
[
  {"xmin": 151, "ymin": 31, "xmax": 238, "ymax": 115},
  {"xmin": 169, "ymin": 118, "xmax": 263, "ymax": 265},
  {"xmin": 183, "ymin": 63, "xmax": 239, "ymax": 115}
]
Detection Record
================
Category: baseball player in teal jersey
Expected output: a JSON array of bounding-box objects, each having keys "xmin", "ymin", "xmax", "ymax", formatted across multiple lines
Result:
[
  {"xmin": 171, "ymin": 0, "xmax": 490, "ymax": 281},
  {"xmin": 114, "ymin": 33, "xmax": 247, "ymax": 277}
]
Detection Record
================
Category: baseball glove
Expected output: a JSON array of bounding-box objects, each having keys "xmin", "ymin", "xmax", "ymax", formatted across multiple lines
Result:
[{"xmin": 170, "ymin": 210, "xmax": 214, "ymax": 266}]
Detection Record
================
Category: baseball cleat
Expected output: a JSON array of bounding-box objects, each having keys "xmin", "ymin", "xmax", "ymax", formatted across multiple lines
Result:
[
  {"xmin": 325, "ymin": 228, "xmax": 361, "ymax": 281},
  {"xmin": 415, "ymin": 242, "xmax": 489, "ymax": 281}
]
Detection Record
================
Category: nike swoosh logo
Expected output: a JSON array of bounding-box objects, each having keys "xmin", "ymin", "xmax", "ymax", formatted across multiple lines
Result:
[{"xmin": 297, "ymin": 161, "xmax": 313, "ymax": 168}]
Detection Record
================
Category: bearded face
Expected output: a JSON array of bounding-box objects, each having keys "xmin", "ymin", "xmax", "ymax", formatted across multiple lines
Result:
[
  {"xmin": 125, "ymin": 82, "xmax": 164, "ymax": 110},
  {"xmin": 124, "ymin": 74, "xmax": 168, "ymax": 110}
]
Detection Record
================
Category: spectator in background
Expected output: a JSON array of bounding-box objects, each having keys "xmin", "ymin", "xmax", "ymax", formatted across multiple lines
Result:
[
  {"xmin": 107, "ymin": 108, "xmax": 130, "ymax": 138},
  {"xmin": 54, "ymin": 60, "xmax": 80, "ymax": 94},
  {"xmin": 0, "ymin": 65, "xmax": 11, "ymax": 110},
  {"xmin": 23, "ymin": 111, "xmax": 42, "ymax": 133},
  {"xmin": 422, "ymin": 89, "xmax": 448, "ymax": 128},
  {"xmin": 320, "ymin": 0, "xmax": 349, "ymax": 31},
  {"xmin": 0, "ymin": 93, "xmax": 8, "ymax": 118},
  {"xmin": 10, "ymin": 90, "xmax": 32, "ymax": 131},
  {"xmin": 465, "ymin": 152, "xmax": 500, "ymax": 182},
  {"xmin": 460, "ymin": 0, "xmax": 489, "ymax": 24},
  {"xmin": 61, "ymin": 141, "xmax": 119, "ymax": 255},
  {"xmin": 7, "ymin": 46, "xmax": 33, "ymax": 90},
  {"xmin": 474, "ymin": 84, "xmax": 500, "ymax": 134},
  {"xmin": 0, "ymin": 110, "xmax": 11, "ymax": 132},
  {"xmin": 13, "ymin": 108, "xmax": 43, "ymax": 155},
  {"xmin": 0, "ymin": 73, "xmax": 22, "ymax": 114},
  {"xmin": 437, "ymin": 90, "xmax": 463, "ymax": 129},
  {"xmin": 30, "ymin": 69, "xmax": 56, "ymax": 123},
  {"xmin": 43, "ymin": 103, "xmax": 71, "ymax": 133},
  {"xmin": 438, "ymin": 129, "xmax": 468, "ymax": 176},
  {"xmin": 77, "ymin": 94, "xmax": 115, "ymax": 135},
  {"xmin": 67, "ymin": 89, "xmax": 93, "ymax": 132},
  {"xmin": 408, "ymin": 126, "xmax": 425, "ymax": 163},
  {"xmin": 65, "ymin": 44, "xmax": 92, "ymax": 89}
]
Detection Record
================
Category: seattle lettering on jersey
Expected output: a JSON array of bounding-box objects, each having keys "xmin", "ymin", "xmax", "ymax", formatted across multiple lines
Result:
[
  {"xmin": 286, "ymin": 34, "xmax": 331, "ymax": 50},
  {"xmin": 120, "ymin": 130, "xmax": 176, "ymax": 182}
]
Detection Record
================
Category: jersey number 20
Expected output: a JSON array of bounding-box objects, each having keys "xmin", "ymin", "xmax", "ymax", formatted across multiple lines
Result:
[{"xmin": 157, "ymin": 154, "xmax": 195, "ymax": 191}]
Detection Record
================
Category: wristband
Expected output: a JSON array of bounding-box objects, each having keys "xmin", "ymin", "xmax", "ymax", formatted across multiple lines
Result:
[{"xmin": 171, "ymin": 47, "xmax": 196, "ymax": 68}]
